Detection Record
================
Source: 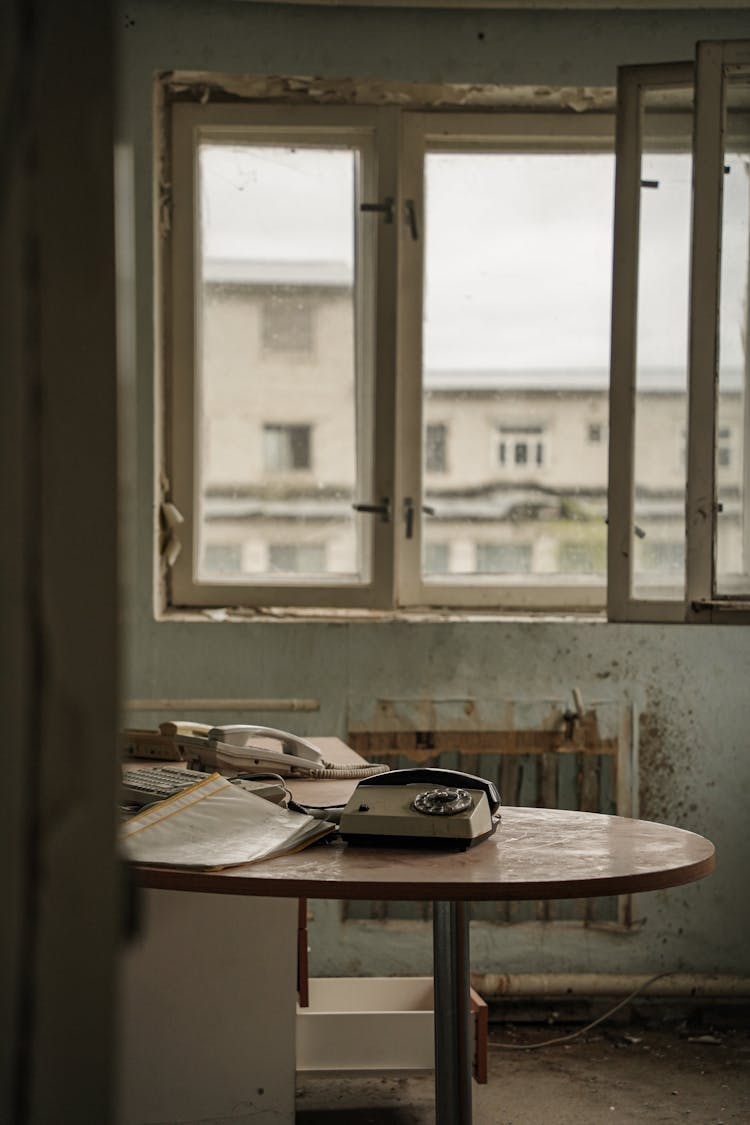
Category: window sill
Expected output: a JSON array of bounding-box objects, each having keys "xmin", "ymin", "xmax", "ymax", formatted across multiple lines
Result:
[{"xmin": 157, "ymin": 603, "xmax": 609, "ymax": 625}]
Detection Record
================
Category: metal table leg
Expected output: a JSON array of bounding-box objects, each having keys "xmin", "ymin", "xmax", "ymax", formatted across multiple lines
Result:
[{"xmin": 433, "ymin": 901, "xmax": 472, "ymax": 1125}]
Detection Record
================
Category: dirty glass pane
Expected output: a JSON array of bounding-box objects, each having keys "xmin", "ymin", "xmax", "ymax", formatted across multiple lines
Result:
[
  {"xmin": 631, "ymin": 93, "xmax": 693, "ymax": 600},
  {"xmin": 421, "ymin": 152, "xmax": 614, "ymax": 584},
  {"xmin": 195, "ymin": 143, "xmax": 364, "ymax": 583},
  {"xmin": 715, "ymin": 79, "xmax": 750, "ymax": 596}
]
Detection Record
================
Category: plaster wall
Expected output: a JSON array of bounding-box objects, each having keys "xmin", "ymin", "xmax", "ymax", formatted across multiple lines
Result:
[{"xmin": 119, "ymin": 1, "xmax": 750, "ymax": 981}]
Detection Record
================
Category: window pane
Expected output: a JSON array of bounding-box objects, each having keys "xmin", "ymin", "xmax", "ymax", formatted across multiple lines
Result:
[
  {"xmin": 424, "ymin": 540, "xmax": 451, "ymax": 574},
  {"xmin": 559, "ymin": 540, "xmax": 606, "ymax": 575},
  {"xmin": 262, "ymin": 295, "xmax": 314, "ymax": 353},
  {"xmin": 262, "ymin": 424, "xmax": 311, "ymax": 472},
  {"xmin": 422, "ymin": 152, "xmax": 613, "ymax": 583},
  {"xmin": 715, "ymin": 80, "xmax": 750, "ymax": 596},
  {"xmin": 268, "ymin": 543, "xmax": 326, "ymax": 575},
  {"xmin": 425, "ymin": 423, "xmax": 448, "ymax": 473},
  {"xmin": 632, "ymin": 95, "xmax": 693, "ymax": 600},
  {"xmin": 195, "ymin": 142, "xmax": 364, "ymax": 583},
  {"xmin": 476, "ymin": 541, "xmax": 533, "ymax": 574},
  {"xmin": 201, "ymin": 543, "xmax": 244, "ymax": 576}
]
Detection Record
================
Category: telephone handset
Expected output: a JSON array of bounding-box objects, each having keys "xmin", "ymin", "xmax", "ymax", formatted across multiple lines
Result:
[
  {"xmin": 204, "ymin": 724, "xmax": 326, "ymax": 775},
  {"xmin": 153, "ymin": 722, "xmax": 325, "ymax": 777},
  {"xmin": 122, "ymin": 721, "xmax": 388, "ymax": 780}
]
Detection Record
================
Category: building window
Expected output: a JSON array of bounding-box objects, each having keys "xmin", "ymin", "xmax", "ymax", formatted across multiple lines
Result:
[
  {"xmin": 425, "ymin": 423, "xmax": 448, "ymax": 473},
  {"xmin": 559, "ymin": 541, "xmax": 607, "ymax": 576},
  {"xmin": 475, "ymin": 542, "xmax": 533, "ymax": 574},
  {"xmin": 268, "ymin": 543, "xmax": 326, "ymax": 574},
  {"xmin": 261, "ymin": 293, "xmax": 314, "ymax": 354},
  {"xmin": 162, "ymin": 45, "xmax": 749, "ymax": 621},
  {"xmin": 639, "ymin": 540, "xmax": 685, "ymax": 576},
  {"xmin": 496, "ymin": 427, "xmax": 545, "ymax": 472},
  {"xmin": 263, "ymin": 424, "xmax": 312, "ymax": 472},
  {"xmin": 423, "ymin": 541, "xmax": 451, "ymax": 575},
  {"xmin": 201, "ymin": 543, "xmax": 244, "ymax": 577}
]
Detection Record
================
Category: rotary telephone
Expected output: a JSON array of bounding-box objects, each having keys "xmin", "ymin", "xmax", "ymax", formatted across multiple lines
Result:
[{"xmin": 339, "ymin": 767, "xmax": 501, "ymax": 850}]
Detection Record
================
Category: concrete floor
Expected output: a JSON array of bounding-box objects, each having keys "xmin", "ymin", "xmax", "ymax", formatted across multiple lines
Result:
[{"xmin": 296, "ymin": 1024, "xmax": 750, "ymax": 1124}]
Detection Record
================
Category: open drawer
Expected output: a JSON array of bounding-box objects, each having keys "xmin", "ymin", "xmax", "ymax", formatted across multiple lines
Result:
[{"xmin": 296, "ymin": 902, "xmax": 487, "ymax": 1081}]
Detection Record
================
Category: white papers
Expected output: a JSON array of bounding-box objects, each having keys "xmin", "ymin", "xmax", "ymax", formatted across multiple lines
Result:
[{"xmin": 121, "ymin": 772, "xmax": 335, "ymax": 869}]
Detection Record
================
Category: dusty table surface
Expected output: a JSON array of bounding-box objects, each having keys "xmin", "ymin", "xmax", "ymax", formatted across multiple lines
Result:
[{"xmin": 133, "ymin": 803, "xmax": 715, "ymax": 902}]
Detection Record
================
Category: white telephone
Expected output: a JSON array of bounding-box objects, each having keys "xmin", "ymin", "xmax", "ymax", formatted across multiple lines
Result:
[
  {"xmin": 202, "ymin": 724, "xmax": 327, "ymax": 776},
  {"xmin": 121, "ymin": 721, "xmax": 388, "ymax": 780}
]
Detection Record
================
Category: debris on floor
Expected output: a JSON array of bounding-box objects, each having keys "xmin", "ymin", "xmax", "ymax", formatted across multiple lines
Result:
[{"xmin": 296, "ymin": 1024, "xmax": 750, "ymax": 1124}]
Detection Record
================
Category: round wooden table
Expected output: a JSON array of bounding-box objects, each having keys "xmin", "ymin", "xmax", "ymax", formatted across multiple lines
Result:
[{"xmin": 135, "ymin": 807, "xmax": 715, "ymax": 1125}]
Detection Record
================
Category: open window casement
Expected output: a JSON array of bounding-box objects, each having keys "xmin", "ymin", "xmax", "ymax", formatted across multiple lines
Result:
[{"xmin": 608, "ymin": 40, "xmax": 750, "ymax": 624}]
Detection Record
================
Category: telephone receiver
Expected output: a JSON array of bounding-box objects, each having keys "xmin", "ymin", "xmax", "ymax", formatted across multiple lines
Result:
[
  {"xmin": 122, "ymin": 721, "xmax": 388, "ymax": 780},
  {"xmin": 356, "ymin": 766, "xmax": 501, "ymax": 816},
  {"xmin": 158, "ymin": 721, "xmax": 326, "ymax": 777}
]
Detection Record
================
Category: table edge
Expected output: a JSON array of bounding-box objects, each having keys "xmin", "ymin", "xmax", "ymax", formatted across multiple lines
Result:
[{"xmin": 133, "ymin": 848, "xmax": 715, "ymax": 902}]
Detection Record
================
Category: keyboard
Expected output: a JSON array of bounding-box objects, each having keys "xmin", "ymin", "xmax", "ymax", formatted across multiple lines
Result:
[
  {"xmin": 121, "ymin": 766, "xmax": 288, "ymax": 808},
  {"xmin": 121, "ymin": 766, "xmax": 206, "ymax": 806}
]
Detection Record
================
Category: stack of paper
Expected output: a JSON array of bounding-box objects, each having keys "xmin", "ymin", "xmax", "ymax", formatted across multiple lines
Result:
[{"xmin": 121, "ymin": 772, "xmax": 335, "ymax": 869}]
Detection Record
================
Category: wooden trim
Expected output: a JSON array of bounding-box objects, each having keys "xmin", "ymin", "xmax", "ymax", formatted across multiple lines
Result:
[
  {"xmin": 347, "ymin": 728, "xmax": 617, "ymax": 756},
  {"xmin": 469, "ymin": 988, "xmax": 488, "ymax": 1085},
  {"xmin": 607, "ymin": 66, "xmax": 643, "ymax": 620},
  {"xmin": 686, "ymin": 43, "xmax": 724, "ymax": 613},
  {"xmin": 236, "ymin": 0, "xmax": 750, "ymax": 9},
  {"xmin": 607, "ymin": 62, "xmax": 694, "ymax": 624}
]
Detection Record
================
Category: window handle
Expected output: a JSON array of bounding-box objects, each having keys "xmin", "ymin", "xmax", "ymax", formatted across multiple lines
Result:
[
  {"xmin": 403, "ymin": 498, "xmax": 436, "ymax": 539},
  {"xmin": 353, "ymin": 498, "xmax": 391, "ymax": 523},
  {"xmin": 404, "ymin": 199, "xmax": 419, "ymax": 240},
  {"xmin": 360, "ymin": 198, "xmax": 394, "ymax": 224}
]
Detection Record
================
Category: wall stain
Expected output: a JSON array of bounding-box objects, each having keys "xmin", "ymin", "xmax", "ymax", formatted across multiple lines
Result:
[{"xmin": 639, "ymin": 704, "xmax": 698, "ymax": 827}]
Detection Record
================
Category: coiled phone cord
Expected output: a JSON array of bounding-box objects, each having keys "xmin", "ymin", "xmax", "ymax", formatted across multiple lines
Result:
[{"xmin": 317, "ymin": 762, "xmax": 390, "ymax": 780}]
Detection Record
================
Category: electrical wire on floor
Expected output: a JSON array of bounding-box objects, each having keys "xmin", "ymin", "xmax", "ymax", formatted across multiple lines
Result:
[{"xmin": 489, "ymin": 972, "xmax": 674, "ymax": 1050}]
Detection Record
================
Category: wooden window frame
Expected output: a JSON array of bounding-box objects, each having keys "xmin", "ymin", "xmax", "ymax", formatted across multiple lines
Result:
[
  {"xmin": 608, "ymin": 40, "xmax": 750, "ymax": 623},
  {"xmin": 160, "ymin": 46, "xmax": 750, "ymax": 621},
  {"xmin": 164, "ymin": 102, "xmax": 399, "ymax": 609},
  {"xmin": 396, "ymin": 111, "xmax": 615, "ymax": 611}
]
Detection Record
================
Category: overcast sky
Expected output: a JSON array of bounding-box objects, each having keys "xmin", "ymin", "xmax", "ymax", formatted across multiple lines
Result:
[{"xmin": 200, "ymin": 144, "xmax": 747, "ymax": 372}]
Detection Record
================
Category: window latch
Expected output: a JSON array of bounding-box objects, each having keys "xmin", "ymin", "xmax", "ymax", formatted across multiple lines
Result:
[
  {"xmin": 360, "ymin": 197, "xmax": 394, "ymax": 224},
  {"xmin": 403, "ymin": 498, "xmax": 436, "ymax": 539},
  {"xmin": 353, "ymin": 498, "xmax": 391, "ymax": 523},
  {"xmin": 404, "ymin": 199, "xmax": 419, "ymax": 240}
]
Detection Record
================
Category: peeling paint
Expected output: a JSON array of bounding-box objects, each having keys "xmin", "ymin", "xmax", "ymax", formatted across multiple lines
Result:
[{"xmin": 161, "ymin": 70, "xmax": 616, "ymax": 113}]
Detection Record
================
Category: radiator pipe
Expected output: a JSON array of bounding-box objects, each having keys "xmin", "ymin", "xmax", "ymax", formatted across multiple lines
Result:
[
  {"xmin": 124, "ymin": 697, "xmax": 319, "ymax": 712},
  {"xmin": 471, "ymin": 973, "xmax": 750, "ymax": 998}
]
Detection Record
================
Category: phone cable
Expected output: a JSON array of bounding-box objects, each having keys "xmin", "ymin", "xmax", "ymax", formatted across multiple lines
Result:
[{"xmin": 318, "ymin": 762, "xmax": 390, "ymax": 779}]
